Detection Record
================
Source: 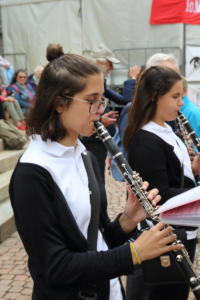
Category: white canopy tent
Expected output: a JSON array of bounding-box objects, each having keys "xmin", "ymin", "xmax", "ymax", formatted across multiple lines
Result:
[{"xmin": 1, "ymin": 0, "xmax": 200, "ymax": 85}]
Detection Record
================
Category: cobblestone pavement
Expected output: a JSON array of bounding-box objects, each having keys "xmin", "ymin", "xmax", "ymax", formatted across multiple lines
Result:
[{"xmin": 0, "ymin": 168, "xmax": 199, "ymax": 300}]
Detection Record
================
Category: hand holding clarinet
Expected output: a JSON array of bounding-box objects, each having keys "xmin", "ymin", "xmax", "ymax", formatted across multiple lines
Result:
[{"xmin": 118, "ymin": 180, "xmax": 182, "ymax": 264}]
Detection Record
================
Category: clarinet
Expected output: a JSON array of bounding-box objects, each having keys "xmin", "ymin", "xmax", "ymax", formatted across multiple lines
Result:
[
  {"xmin": 177, "ymin": 111, "xmax": 200, "ymax": 185},
  {"xmin": 177, "ymin": 111, "xmax": 200, "ymax": 152},
  {"xmin": 94, "ymin": 120, "xmax": 200, "ymax": 300}
]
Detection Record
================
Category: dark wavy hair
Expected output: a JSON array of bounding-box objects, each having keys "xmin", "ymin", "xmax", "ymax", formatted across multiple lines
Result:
[
  {"xmin": 124, "ymin": 66, "xmax": 182, "ymax": 150},
  {"xmin": 11, "ymin": 69, "xmax": 27, "ymax": 84},
  {"xmin": 26, "ymin": 53, "xmax": 101, "ymax": 141}
]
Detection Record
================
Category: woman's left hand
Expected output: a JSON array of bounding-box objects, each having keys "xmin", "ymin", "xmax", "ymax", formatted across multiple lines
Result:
[
  {"xmin": 119, "ymin": 181, "xmax": 161, "ymax": 233},
  {"xmin": 192, "ymin": 152, "xmax": 200, "ymax": 176}
]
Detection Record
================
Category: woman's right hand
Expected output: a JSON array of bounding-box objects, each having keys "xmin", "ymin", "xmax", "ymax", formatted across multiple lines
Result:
[{"xmin": 132, "ymin": 222, "xmax": 182, "ymax": 263}]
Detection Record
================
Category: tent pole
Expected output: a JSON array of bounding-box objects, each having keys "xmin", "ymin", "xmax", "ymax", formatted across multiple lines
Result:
[
  {"xmin": 79, "ymin": 0, "xmax": 84, "ymax": 54},
  {"xmin": 182, "ymin": 23, "xmax": 186, "ymax": 76}
]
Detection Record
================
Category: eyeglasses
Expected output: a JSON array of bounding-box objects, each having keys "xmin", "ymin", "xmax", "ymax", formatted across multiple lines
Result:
[
  {"xmin": 64, "ymin": 96, "xmax": 108, "ymax": 114},
  {"xmin": 18, "ymin": 76, "xmax": 26, "ymax": 79}
]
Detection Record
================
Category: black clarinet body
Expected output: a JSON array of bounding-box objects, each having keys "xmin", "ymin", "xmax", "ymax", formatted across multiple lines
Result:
[{"xmin": 94, "ymin": 120, "xmax": 200, "ymax": 300}]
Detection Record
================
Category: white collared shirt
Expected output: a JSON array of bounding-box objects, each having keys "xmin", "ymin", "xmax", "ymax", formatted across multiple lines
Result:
[
  {"xmin": 20, "ymin": 135, "xmax": 123, "ymax": 300},
  {"xmin": 142, "ymin": 121, "xmax": 195, "ymax": 182}
]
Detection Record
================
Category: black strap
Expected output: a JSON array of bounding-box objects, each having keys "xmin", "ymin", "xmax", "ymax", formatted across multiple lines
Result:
[
  {"xmin": 82, "ymin": 151, "xmax": 100, "ymax": 251},
  {"xmin": 180, "ymin": 163, "xmax": 184, "ymax": 188},
  {"xmin": 175, "ymin": 140, "xmax": 184, "ymax": 188}
]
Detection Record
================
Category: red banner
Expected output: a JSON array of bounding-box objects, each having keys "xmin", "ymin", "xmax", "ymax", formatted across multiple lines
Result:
[
  {"xmin": 184, "ymin": 0, "xmax": 200, "ymax": 24},
  {"xmin": 150, "ymin": 0, "xmax": 200, "ymax": 25}
]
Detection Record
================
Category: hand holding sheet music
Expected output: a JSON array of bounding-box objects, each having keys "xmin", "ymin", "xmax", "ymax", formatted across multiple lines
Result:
[{"xmin": 154, "ymin": 186, "xmax": 200, "ymax": 226}]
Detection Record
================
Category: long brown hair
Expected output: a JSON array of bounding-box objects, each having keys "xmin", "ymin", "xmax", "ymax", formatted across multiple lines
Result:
[{"xmin": 124, "ymin": 66, "xmax": 182, "ymax": 149}]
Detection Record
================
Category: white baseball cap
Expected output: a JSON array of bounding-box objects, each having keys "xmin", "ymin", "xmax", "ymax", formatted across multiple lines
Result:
[{"xmin": 85, "ymin": 46, "xmax": 120, "ymax": 64}]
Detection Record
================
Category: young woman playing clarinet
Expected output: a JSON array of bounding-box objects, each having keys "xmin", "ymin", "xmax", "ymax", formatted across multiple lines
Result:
[
  {"xmin": 8, "ymin": 50, "xmax": 182, "ymax": 300},
  {"xmin": 124, "ymin": 66, "xmax": 200, "ymax": 300}
]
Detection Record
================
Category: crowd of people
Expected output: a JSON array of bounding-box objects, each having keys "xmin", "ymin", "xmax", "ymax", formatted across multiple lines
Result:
[
  {"xmin": 5, "ymin": 43, "xmax": 200, "ymax": 300},
  {"xmin": 0, "ymin": 56, "xmax": 43, "ymax": 149}
]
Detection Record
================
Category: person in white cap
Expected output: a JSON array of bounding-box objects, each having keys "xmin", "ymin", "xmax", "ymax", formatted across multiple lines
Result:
[
  {"xmin": 86, "ymin": 46, "xmax": 119, "ymax": 73},
  {"xmin": 85, "ymin": 46, "xmax": 138, "ymax": 105}
]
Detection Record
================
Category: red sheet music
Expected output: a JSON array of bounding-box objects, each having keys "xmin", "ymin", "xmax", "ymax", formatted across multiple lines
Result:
[{"xmin": 155, "ymin": 186, "xmax": 200, "ymax": 226}]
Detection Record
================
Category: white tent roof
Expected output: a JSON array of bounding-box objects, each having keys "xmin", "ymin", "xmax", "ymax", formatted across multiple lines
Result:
[{"xmin": 1, "ymin": 0, "xmax": 200, "ymax": 83}]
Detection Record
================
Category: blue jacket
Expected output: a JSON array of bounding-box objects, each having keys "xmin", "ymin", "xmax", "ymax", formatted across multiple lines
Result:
[
  {"xmin": 180, "ymin": 96, "xmax": 200, "ymax": 138},
  {"xmin": 105, "ymin": 78, "xmax": 136, "ymax": 105}
]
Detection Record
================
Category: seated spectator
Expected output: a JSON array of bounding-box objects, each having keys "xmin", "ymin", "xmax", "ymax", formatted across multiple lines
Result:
[
  {"xmin": 0, "ymin": 99, "xmax": 27, "ymax": 149},
  {"xmin": 27, "ymin": 65, "xmax": 44, "ymax": 91},
  {"xmin": 7, "ymin": 69, "xmax": 35, "ymax": 115},
  {"xmin": 0, "ymin": 56, "xmax": 14, "ymax": 86},
  {"xmin": 0, "ymin": 85, "xmax": 25, "ymax": 130}
]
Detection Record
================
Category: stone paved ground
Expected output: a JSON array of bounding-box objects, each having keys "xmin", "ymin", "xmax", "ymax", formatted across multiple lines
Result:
[{"xmin": 0, "ymin": 167, "xmax": 199, "ymax": 300}]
